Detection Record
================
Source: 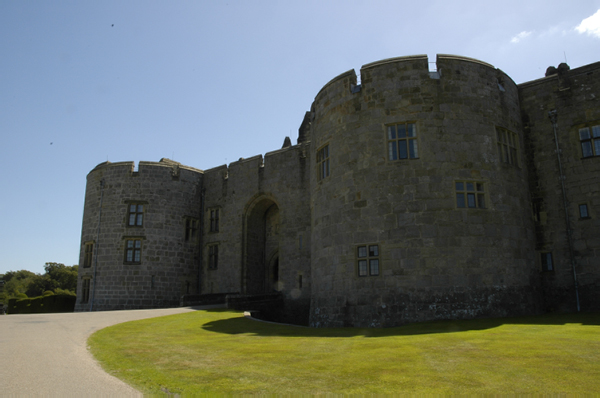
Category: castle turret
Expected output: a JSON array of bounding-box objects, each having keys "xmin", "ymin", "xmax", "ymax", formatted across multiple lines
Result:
[
  {"xmin": 75, "ymin": 159, "xmax": 203, "ymax": 311},
  {"xmin": 308, "ymin": 55, "xmax": 539, "ymax": 327}
]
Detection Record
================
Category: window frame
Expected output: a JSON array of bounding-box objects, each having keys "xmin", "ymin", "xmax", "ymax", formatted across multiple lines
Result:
[
  {"xmin": 455, "ymin": 181, "xmax": 486, "ymax": 209},
  {"xmin": 209, "ymin": 208, "xmax": 220, "ymax": 233},
  {"xmin": 185, "ymin": 217, "xmax": 199, "ymax": 241},
  {"xmin": 356, "ymin": 244, "xmax": 380, "ymax": 277},
  {"xmin": 81, "ymin": 278, "xmax": 91, "ymax": 304},
  {"xmin": 83, "ymin": 241, "xmax": 94, "ymax": 268},
  {"xmin": 127, "ymin": 203, "xmax": 145, "ymax": 227},
  {"xmin": 208, "ymin": 244, "xmax": 219, "ymax": 270},
  {"xmin": 579, "ymin": 204, "xmax": 590, "ymax": 219},
  {"xmin": 316, "ymin": 144, "xmax": 330, "ymax": 181},
  {"xmin": 387, "ymin": 122, "xmax": 418, "ymax": 161},
  {"xmin": 541, "ymin": 252, "xmax": 554, "ymax": 272},
  {"xmin": 124, "ymin": 239, "xmax": 143, "ymax": 264},
  {"xmin": 579, "ymin": 124, "xmax": 600, "ymax": 158},
  {"xmin": 496, "ymin": 127, "xmax": 520, "ymax": 167}
]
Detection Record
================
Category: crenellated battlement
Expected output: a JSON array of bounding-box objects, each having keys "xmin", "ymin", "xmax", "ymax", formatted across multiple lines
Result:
[
  {"xmin": 314, "ymin": 54, "xmax": 516, "ymax": 115},
  {"xmin": 203, "ymin": 143, "xmax": 308, "ymax": 182},
  {"xmin": 88, "ymin": 158, "xmax": 203, "ymax": 182}
]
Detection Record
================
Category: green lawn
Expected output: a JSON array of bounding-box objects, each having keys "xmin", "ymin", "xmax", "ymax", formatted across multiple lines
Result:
[{"xmin": 88, "ymin": 309, "xmax": 600, "ymax": 395}]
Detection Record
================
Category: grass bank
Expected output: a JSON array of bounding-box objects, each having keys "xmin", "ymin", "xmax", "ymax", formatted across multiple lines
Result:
[{"xmin": 88, "ymin": 309, "xmax": 600, "ymax": 394}]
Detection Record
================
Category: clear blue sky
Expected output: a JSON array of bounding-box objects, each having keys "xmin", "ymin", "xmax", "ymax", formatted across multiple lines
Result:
[{"xmin": 1, "ymin": 0, "xmax": 599, "ymax": 275}]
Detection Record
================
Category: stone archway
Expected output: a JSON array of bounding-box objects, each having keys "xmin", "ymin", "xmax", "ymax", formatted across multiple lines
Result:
[{"xmin": 243, "ymin": 197, "xmax": 280, "ymax": 294}]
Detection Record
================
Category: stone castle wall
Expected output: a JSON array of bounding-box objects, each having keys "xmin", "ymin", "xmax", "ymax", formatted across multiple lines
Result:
[
  {"xmin": 200, "ymin": 143, "xmax": 312, "ymax": 322},
  {"xmin": 75, "ymin": 159, "xmax": 203, "ymax": 311},
  {"xmin": 309, "ymin": 55, "xmax": 540, "ymax": 327},
  {"xmin": 519, "ymin": 61, "xmax": 600, "ymax": 312},
  {"xmin": 74, "ymin": 54, "xmax": 599, "ymax": 327}
]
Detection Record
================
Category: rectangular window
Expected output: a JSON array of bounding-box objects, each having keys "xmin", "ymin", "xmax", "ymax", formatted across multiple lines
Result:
[
  {"xmin": 357, "ymin": 244, "xmax": 380, "ymax": 277},
  {"xmin": 125, "ymin": 239, "xmax": 142, "ymax": 264},
  {"xmin": 128, "ymin": 204, "xmax": 144, "ymax": 227},
  {"xmin": 496, "ymin": 127, "xmax": 520, "ymax": 166},
  {"xmin": 579, "ymin": 125, "xmax": 600, "ymax": 158},
  {"xmin": 388, "ymin": 123, "xmax": 418, "ymax": 160},
  {"xmin": 83, "ymin": 242, "xmax": 94, "ymax": 268},
  {"xmin": 185, "ymin": 218, "xmax": 199, "ymax": 241},
  {"xmin": 317, "ymin": 144, "xmax": 330, "ymax": 181},
  {"xmin": 208, "ymin": 244, "xmax": 219, "ymax": 270},
  {"xmin": 209, "ymin": 209, "xmax": 219, "ymax": 232},
  {"xmin": 541, "ymin": 252, "xmax": 553, "ymax": 272},
  {"xmin": 456, "ymin": 181, "xmax": 486, "ymax": 209},
  {"xmin": 81, "ymin": 278, "xmax": 91, "ymax": 303},
  {"xmin": 579, "ymin": 204, "xmax": 590, "ymax": 219}
]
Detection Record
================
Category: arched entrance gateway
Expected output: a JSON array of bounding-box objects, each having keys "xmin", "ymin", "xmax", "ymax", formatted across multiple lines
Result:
[{"xmin": 243, "ymin": 196, "xmax": 280, "ymax": 294}]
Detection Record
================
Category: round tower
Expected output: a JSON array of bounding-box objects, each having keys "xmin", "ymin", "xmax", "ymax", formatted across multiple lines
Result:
[
  {"xmin": 75, "ymin": 158, "xmax": 203, "ymax": 311},
  {"xmin": 309, "ymin": 55, "xmax": 539, "ymax": 327}
]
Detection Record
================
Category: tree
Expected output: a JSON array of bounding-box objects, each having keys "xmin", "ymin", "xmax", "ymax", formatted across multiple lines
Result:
[
  {"xmin": 2, "ymin": 263, "xmax": 78, "ymax": 299},
  {"xmin": 3, "ymin": 270, "xmax": 36, "ymax": 297},
  {"xmin": 44, "ymin": 263, "xmax": 78, "ymax": 292}
]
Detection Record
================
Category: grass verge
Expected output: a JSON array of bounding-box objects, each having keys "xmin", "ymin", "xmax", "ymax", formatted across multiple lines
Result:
[{"xmin": 88, "ymin": 309, "xmax": 600, "ymax": 394}]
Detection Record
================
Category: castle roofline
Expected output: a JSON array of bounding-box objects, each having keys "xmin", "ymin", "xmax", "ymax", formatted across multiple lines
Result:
[
  {"xmin": 316, "ymin": 69, "xmax": 356, "ymax": 98},
  {"xmin": 518, "ymin": 60, "xmax": 600, "ymax": 89},
  {"xmin": 316, "ymin": 54, "xmax": 506, "ymax": 100},
  {"xmin": 361, "ymin": 54, "xmax": 428, "ymax": 70},
  {"xmin": 88, "ymin": 158, "xmax": 203, "ymax": 176},
  {"xmin": 435, "ymin": 54, "xmax": 495, "ymax": 69}
]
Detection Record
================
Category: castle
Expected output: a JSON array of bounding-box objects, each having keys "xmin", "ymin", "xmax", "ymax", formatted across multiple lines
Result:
[{"xmin": 75, "ymin": 54, "xmax": 600, "ymax": 327}]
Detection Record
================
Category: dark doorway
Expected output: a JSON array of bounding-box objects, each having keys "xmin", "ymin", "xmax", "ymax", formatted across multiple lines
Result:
[{"xmin": 244, "ymin": 198, "xmax": 280, "ymax": 294}]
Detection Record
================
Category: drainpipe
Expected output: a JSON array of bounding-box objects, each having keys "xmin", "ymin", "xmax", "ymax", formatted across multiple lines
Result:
[
  {"xmin": 548, "ymin": 110, "xmax": 580, "ymax": 312},
  {"xmin": 89, "ymin": 179, "xmax": 105, "ymax": 311}
]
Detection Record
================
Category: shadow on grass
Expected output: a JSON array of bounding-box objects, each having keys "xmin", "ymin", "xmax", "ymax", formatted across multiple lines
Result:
[{"xmin": 200, "ymin": 309, "xmax": 600, "ymax": 338}]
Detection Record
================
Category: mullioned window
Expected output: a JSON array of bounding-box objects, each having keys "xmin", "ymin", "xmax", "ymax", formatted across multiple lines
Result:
[
  {"xmin": 124, "ymin": 239, "xmax": 142, "ymax": 264},
  {"xmin": 317, "ymin": 144, "xmax": 330, "ymax": 181},
  {"xmin": 579, "ymin": 124, "xmax": 600, "ymax": 158},
  {"xmin": 83, "ymin": 242, "xmax": 94, "ymax": 268},
  {"xmin": 208, "ymin": 244, "xmax": 219, "ymax": 270},
  {"xmin": 387, "ymin": 122, "xmax": 418, "ymax": 160},
  {"xmin": 209, "ymin": 209, "xmax": 220, "ymax": 232},
  {"xmin": 185, "ymin": 218, "xmax": 199, "ymax": 241},
  {"xmin": 81, "ymin": 278, "xmax": 91, "ymax": 303},
  {"xmin": 127, "ymin": 204, "xmax": 144, "ymax": 227},
  {"xmin": 496, "ymin": 127, "xmax": 520, "ymax": 167},
  {"xmin": 357, "ymin": 244, "xmax": 380, "ymax": 277},
  {"xmin": 455, "ymin": 181, "xmax": 486, "ymax": 209}
]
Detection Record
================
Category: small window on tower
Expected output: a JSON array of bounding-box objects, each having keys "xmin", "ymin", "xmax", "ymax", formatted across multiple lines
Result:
[
  {"xmin": 317, "ymin": 144, "xmax": 330, "ymax": 181},
  {"xmin": 83, "ymin": 242, "xmax": 94, "ymax": 268},
  {"xmin": 81, "ymin": 278, "xmax": 91, "ymax": 304},
  {"xmin": 185, "ymin": 218, "xmax": 199, "ymax": 241},
  {"xmin": 357, "ymin": 244, "xmax": 380, "ymax": 277},
  {"xmin": 208, "ymin": 244, "xmax": 219, "ymax": 270},
  {"xmin": 124, "ymin": 239, "xmax": 142, "ymax": 264},
  {"xmin": 579, "ymin": 125, "xmax": 600, "ymax": 158},
  {"xmin": 496, "ymin": 127, "xmax": 520, "ymax": 167},
  {"xmin": 387, "ymin": 122, "xmax": 418, "ymax": 161},
  {"xmin": 541, "ymin": 252, "xmax": 553, "ymax": 272},
  {"xmin": 579, "ymin": 204, "xmax": 590, "ymax": 219},
  {"xmin": 127, "ymin": 203, "xmax": 144, "ymax": 227},
  {"xmin": 209, "ymin": 209, "xmax": 220, "ymax": 232},
  {"xmin": 455, "ymin": 181, "xmax": 486, "ymax": 209}
]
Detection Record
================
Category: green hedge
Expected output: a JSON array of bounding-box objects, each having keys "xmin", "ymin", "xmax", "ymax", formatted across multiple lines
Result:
[{"xmin": 7, "ymin": 294, "xmax": 76, "ymax": 314}]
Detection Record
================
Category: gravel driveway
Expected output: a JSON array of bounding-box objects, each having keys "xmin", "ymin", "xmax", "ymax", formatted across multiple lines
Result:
[{"xmin": 0, "ymin": 306, "xmax": 217, "ymax": 396}]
